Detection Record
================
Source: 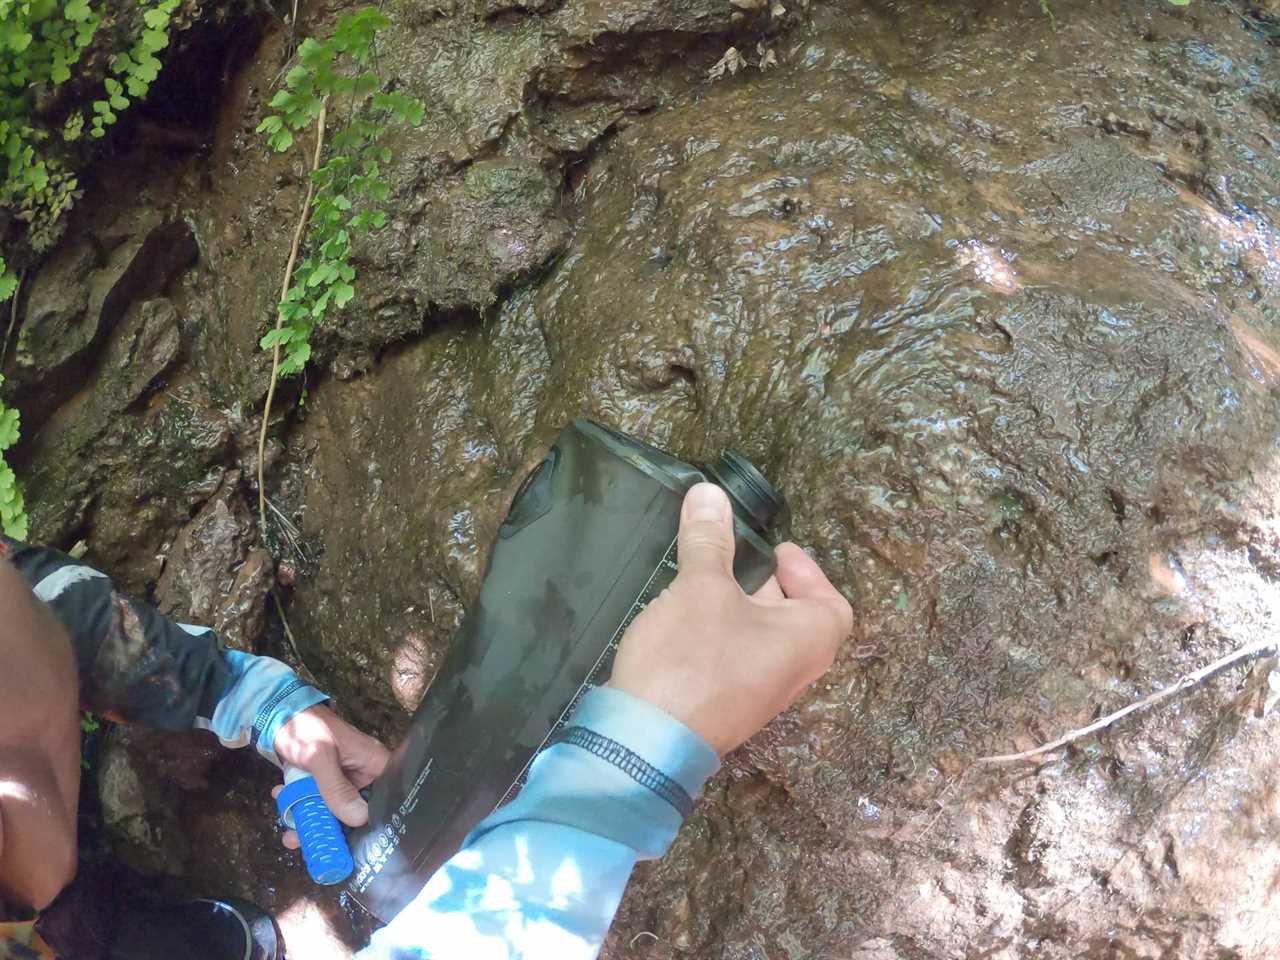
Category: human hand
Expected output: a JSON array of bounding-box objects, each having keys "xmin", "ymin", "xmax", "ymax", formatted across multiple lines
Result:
[
  {"xmin": 272, "ymin": 704, "xmax": 390, "ymax": 849},
  {"xmin": 608, "ymin": 483, "xmax": 853, "ymax": 755}
]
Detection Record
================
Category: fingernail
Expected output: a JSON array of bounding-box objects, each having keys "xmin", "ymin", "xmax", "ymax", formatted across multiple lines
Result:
[
  {"xmin": 687, "ymin": 483, "xmax": 729, "ymax": 522},
  {"xmin": 343, "ymin": 797, "xmax": 369, "ymax": 825}
]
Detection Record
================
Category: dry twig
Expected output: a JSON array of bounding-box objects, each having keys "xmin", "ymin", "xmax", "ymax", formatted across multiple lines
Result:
[
  {"xmin": 914, "ymin": 767, "xmax": 972, "ymax": 841},
  {"xmin": 272, "ymin": 587, "xmax": 317, "ymax": 686},
  {"xmin": 258, "ymin": 98, "xmax": 328, "ymax": 538},
  {"xmin": 978, "ymin": 637, "xmax": 1277, "ymax": 764},
  {"xmin": 264, "ymin": 497, "xmax": 309, "ymax": 562}
]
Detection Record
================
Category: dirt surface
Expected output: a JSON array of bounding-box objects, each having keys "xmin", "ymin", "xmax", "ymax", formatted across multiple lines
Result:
[{"xmin": 7, "ymin": 0, "xmax": 1280, "ymax": 957}]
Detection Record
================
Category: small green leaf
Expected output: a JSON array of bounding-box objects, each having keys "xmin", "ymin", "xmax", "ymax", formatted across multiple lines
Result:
[
  {"xmin": 0, "ymin": 409, "xmax": 20, "ymax": 450},
  {"xmin": 285, "ymin": 64, "xmax": 311, "ymax": 90},
  {"xmin": 332, "ymin": 282, "xmax": 355, "ymax": 307},
  {"xmin": 143, "ymin": 7, "xmax": 170, "ymax": 28},
  {"xmin": 259, "ymin": 327, "xmax": 294, "ymax": 349},
  {"xmin": 62, "ymin": 113, "xmax": 86, "ymax": 141},
  {"xmin": 296, "ymin": 37, "xmax": 325, "ymax": 68},
  {"xmin": 74, "ymin": 17, "xmax": 99, "ymax": 48},
  {"xmin": 306, "ymin": 262, "xmax": 337, "ymax": 287},
  {"xmin": 65, "ymin": 0, "xmax": 93, "ymax": 22},
  {"xmin": 2, "ymin": 509, "xmax": 27, "ymax": 541},
  {"xmin": 28, "ymin": 162, "xmax": 49, "ymax": 193},
  {"xmin": 281, "ymin": 340, "xmax": 311, "ymax": 375},
  {"xmin": 133, "ymin": 54, "xmax": 161, "ymax": 82},
  {"xmin": 140, "ymin": 28, "xmax": 169, "ymax": 51}
]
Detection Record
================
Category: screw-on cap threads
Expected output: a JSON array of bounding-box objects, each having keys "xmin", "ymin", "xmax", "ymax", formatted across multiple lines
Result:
[{"xmin": 705, "ymin": 450, "xmax": 785, "ymax": 533}]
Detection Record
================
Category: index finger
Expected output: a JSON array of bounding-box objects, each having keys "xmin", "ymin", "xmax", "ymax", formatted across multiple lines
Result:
[{"xmin": 774, "ymin": 543, "xmax": 854, "ymax": 636}]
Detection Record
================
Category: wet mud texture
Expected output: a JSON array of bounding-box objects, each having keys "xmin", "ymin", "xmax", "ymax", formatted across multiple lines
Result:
[{"xmin": 8, "ymin": 0, "xmax": 1280, "ymax": 957}]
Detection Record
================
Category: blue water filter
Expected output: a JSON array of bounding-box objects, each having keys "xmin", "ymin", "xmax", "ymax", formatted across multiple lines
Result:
[{"xmin": 277, "ymin": 766, "xmax": 355, "ymax": 885}]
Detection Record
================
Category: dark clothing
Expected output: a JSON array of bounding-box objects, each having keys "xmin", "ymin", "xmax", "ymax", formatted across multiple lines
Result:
[{"xmin": 1, "ymin": 536, "xmax": 234, "ymax": 729}]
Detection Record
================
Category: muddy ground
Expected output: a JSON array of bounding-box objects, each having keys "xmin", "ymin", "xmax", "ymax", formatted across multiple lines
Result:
[{"xmin": 8, "ymin": 0, "xmax": 1280, "ymax": 957}]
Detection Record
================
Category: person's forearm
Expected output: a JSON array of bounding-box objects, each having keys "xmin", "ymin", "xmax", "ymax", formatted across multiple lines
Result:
[
  {"xmin": 0, "ymin": 537, "xmax": 327, "ymax": 764},
  {"xmin": 357, "ymin": 688, "xmax": 719, "ymax": 960},
  {"xmin": 2, "ymin": 535, "xmax": 235, "ymax": 727}
]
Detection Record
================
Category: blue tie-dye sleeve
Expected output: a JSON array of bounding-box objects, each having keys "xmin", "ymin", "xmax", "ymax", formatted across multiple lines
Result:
[{"xmin": 357, "ymin": 687, "xmax": 720, "ymax": 960}]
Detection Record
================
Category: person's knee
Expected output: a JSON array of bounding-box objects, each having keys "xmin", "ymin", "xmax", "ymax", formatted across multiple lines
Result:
[
  {"xmin": 0, "ymin": 553, "xmax": 83, "ymax": 909},
  {"xmin": 0, "ymin": 745, "xmax": 80, "ymax": 911},
  {"xmin": 41, "ymin": 806, "xmax": 79, "ymax": 906},
  {"xmin": 26, "ymin": 828, "xmax": 77, "ymax": 911}
]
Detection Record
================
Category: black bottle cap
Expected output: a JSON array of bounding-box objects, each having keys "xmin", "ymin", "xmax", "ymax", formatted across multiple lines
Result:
[{"xmin": 706, "ymin": 450, "xmax": 786, "ymax": 533}]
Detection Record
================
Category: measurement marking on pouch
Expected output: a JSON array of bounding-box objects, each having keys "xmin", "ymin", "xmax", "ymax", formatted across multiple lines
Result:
[{"xmin": 493, "ymin": 535, "xmax": 680, "ymax": 810}]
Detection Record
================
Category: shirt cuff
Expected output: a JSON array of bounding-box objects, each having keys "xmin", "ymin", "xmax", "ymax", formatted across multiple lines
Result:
[
  {"xmin": 255, "ymin": 681, "xmax": 330, "ymax": 766},
  {"xmin": 468, "ymin": 686, "xmax": 720, "ymax": 860},
  {"xmin": 195, "ymin": 650, "xmax": 330, "ymax": 767}
]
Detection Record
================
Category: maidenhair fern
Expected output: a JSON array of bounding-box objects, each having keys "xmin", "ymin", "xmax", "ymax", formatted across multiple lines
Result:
[
  {"xmin": 256, "ymin": 7, "xmax": 423, "ymax": 376},
  {"xmin": 1, "ymin": 0, "xmax": 183, "ymax": 298},
  {"xmin": 0, "ymin": 376, "xmax": 26, "ymax": 539}
]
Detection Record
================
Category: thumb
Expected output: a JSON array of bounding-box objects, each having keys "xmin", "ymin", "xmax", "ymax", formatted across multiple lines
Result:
[
  {"xmin": 307, "ymin": 751, "xmax": 369, "ymax": 827},
  {"xmin": 677, "ymin": 483, "xmax": 736, "ymax": 578}
]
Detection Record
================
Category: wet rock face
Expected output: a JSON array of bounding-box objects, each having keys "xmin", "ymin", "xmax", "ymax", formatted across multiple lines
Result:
[
  {"xmin": 96, "ymin": 726, "xmax": 218, "ymax": 877},
  {"xmin": 10, "ymin": 0, "xmax": 1280, "ymax": 956},
  {"xmin": 314, "ymin": 0, "xmax": 768, "ymax": 369},
  {"xmin": 155, "ymin": 476, "xmax": 273, "ymax": 652},
  {"xmin": 333, "ymin": 158, "xmax": 569, "ymax": 365},
  {"xmin": 14, "ymin": 219, "xmax": 198, "ymax": 421},
  {"xmin": 15, "ymin": 215, "xmax": 234, "ymax": 589},
  {"xmin": 291, "ymin": 1, "xmax": 1280, "ymax": 957}
]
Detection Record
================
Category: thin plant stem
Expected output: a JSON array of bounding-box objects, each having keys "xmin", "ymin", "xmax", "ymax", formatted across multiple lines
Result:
[
  {"xmin": 978, "ymin": 637, "xmax": 1277, "ymax": 764},
  {"xmin": 258, "ymin": 98, "xmax": 328, "ymax": 539}
]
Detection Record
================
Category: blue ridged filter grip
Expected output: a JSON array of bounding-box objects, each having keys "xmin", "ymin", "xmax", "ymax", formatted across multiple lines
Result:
[{"xmin": 277, "ymin": 772, "xmax": 355, "ymax": 885}]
